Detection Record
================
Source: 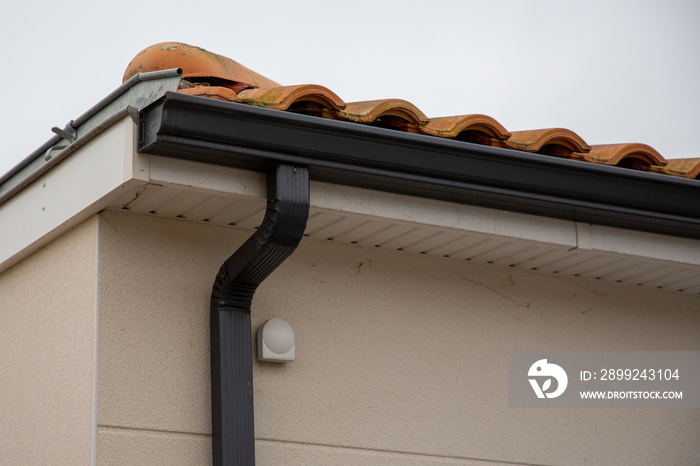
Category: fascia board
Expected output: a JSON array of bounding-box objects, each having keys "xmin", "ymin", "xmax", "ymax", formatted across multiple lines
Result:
[
  {"xmin": 145, "ymin": 155, "xmax": 576, "ymax": 248},
  {"xmin": 309, "ymin": 181, "xmax": 578, "ymax": 248},
  {"xmin": 147, "ymin": 155, "xmax": 266, "ymax": 199}
]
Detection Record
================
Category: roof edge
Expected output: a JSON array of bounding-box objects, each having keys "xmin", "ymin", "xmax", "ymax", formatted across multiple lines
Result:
[
  {"xmin": 138, "ymin": 92, "xmax": 700, "ymax": 240},
  {"xmin": 138, "ymin": 92, "xmax": 700, "ymax": 239},
  {"xmin": 0, "ymin": 69, "xmax": 182, "ymax": 204}
]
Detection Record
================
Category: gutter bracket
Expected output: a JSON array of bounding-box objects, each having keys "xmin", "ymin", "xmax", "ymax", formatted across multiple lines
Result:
[
  {"xmin": 210, "ymin": 164, "xmax": 309, "ymax": 465},
  {"xmin": 51, "ymin": 122, "xmax": 77, "ymax": 143}
]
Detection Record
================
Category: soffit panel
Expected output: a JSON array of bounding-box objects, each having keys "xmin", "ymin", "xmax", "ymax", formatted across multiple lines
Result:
[{"xmin": 104, "ymin": 166, "xmax": 700, "ymax": 297}]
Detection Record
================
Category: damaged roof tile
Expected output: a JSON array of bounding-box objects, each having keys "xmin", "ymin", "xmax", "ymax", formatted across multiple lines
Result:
[{"xmin": 126, "ymin": 42, "xmax": 697, "ymax": 181}]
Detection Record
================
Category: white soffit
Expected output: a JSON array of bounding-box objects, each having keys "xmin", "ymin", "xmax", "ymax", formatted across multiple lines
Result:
[{"xmin": 111, "ymin": 155, "xmax": 700, "ymax": 296}]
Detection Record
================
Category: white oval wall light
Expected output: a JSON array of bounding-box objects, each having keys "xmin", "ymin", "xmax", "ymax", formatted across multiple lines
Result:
[{"xmin": 257, "ymin": 318, "xmax": 295, "ymax": 362}]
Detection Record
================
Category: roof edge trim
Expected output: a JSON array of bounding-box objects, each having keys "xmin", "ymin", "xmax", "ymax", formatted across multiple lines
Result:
[{"xmin": 0, "ymin": 69, "xmax": 182, "ymax": 204}]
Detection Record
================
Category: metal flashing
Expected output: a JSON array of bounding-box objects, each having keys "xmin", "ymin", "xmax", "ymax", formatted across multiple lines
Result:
[{"xmin": 0, "ymin": 69, "xmax": 182, "ymax": 205}]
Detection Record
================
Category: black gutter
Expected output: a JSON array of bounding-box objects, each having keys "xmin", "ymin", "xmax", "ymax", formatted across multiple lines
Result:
[
  {"xmin": 139, "ymin": 92, "xmax": 700, "ymax": 240},
  {"xmin": 210, "ymin": 164, "xmax": 309, "ymax": 465}
]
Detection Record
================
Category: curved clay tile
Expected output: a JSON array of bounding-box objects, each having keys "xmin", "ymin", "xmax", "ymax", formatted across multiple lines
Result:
[
  {"xmin": 178, "ymin": 86, "xmax": 238, "ymax": 102},
  {"xmin": 235, "ymin": 84, "xmax": 346, "ymax": 111},
  {"xmin": 422, "ymin": 115, "xmax": 511, "ymax": 146},
  {"xmin": 584, "ymin": 144, "xmax": 667, "ymax": 171},
  {"xmin": 663, "ymin": 158, "xmax": 700, "ymax": 179},
  {"xmin": 123, "ymin": 42, "xmax": 280, "ymax": 90},
  {"xmin": 506, "ymin": 128, "xmax": 591, "ymax": 158},
  {"xmin": 337, "ymin": 99, "xmax": 430, "ymax": 126}
]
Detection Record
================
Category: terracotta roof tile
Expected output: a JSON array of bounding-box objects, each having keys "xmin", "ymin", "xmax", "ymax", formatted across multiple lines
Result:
[
  {"xmin": 337, "ymin": 99, "xmax": 430, "ymax": 130},
  {"xmin": 664, "ymin": 158, "xmax": 700, "ymax": 179},
  {"xmin": 584, "ymin": 143, "xmax": 667, "ymax": 172},
  {"xmin": 506, "ymin": 128, "xmax": 591, "ymax": 159},
  {"xmin": 178, "ymin": 85, "xmax": 239, "ymax": 102},
  {"xmin": 422, "ymin": 115, "xmax": 511, "ymax": 147},
  {"xmin": 126, "ymin": 42, "xmax": 697, "ymax": 181},
  {"xmin": 235, "ymin": 84, "xmax": 346, "ymax": 112},
  {"xmin": 123, "ymin": 42, "xmax": 280, "ymax": 91}
]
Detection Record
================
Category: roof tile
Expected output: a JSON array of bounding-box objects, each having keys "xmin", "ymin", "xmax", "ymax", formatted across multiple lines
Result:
[
  {"xmin": 126, "ymin": 42, "xmax": 697, "ymax": 181},
  {"xmin": 123, "ymin": 42, "xmax": 280, "ymax": 91},
  {"xmin": 178, "ymin": 85, "xmax": 239, "ymax": 102},
  {"xmin": 422, "ymin": 115, "xmax": 511, "ymax": 146},
  {"xmin": 664, "ymin": 158, "xmax": 700, "ymax": 179},
  {"xmin": 506, "ymin": 128, "xmax": 591, "ymax": 158},
  {"xmin": 585, "ymin": 143, "xmax": 667, "ymax": 172},
  {"xmin": 337, "ymin": 99, "xmax": 430, "ymax": 128},
  {"xmin": 235, "ymin": 84, "xmax": 346, "ymax": 112}
]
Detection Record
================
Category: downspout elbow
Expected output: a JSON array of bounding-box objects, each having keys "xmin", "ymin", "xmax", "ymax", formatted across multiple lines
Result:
[{"xmin": 210, "ymin": 164, "xmax": 309, "ymax": 465}]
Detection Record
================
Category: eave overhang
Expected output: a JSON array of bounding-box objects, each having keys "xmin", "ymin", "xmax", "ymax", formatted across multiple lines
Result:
[{"xmin": 139, "ymin": 92, "xmax": 700, "ymax": 240}]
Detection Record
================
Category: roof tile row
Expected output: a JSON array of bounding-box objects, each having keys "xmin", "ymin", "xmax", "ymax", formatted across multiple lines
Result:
[{"xmin": 125, "ymin": 42, "xmax": 700, "ymax": 180}]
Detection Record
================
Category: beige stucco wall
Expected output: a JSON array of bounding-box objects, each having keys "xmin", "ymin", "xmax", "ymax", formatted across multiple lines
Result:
[
  {"xmin": 0, "ymin": 217, "xmax": 97, "ymax": 465},
  {"xmin": 95, "ymin": 209, "xmax": 700, "ymax": 465}
]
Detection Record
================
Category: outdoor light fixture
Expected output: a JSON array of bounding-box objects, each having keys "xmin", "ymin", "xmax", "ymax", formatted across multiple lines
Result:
[{"xmin": 257, "ymin": 318, "xmax": 295, "ymax": 362}]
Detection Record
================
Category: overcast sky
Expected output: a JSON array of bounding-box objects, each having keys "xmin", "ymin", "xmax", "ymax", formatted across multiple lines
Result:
[{"xmin": 1, "ymin": 0, "xmax": 698, "ymax": 178}]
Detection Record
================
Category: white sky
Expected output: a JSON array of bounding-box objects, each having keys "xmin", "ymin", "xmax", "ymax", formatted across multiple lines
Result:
[{"xmin": 1, "ymin": 0, "xmax": 698, "ymax": 178}]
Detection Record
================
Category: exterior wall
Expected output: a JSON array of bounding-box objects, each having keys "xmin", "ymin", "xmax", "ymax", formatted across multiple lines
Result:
[
  {"xmin": 96, "ymin": 209, "xmax": 700, "ymax": 465},
  {"xmin": 0, "ymin": 217, "xmax": 97, "ymax": 465}
]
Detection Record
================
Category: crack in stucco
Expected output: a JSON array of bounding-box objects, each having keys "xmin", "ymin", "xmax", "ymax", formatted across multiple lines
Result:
[
  {"xmin": 355, "ymin": 259, "xmax": 373, "ymax": 275},
  {"xmin": 454, "ymin": 270, "xmax": 531, "ymax": 309}
]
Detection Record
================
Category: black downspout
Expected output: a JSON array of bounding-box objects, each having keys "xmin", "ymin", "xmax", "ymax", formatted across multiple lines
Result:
[{"xmin": 210, "ymin": 164, "xmax": 309, "ymax": 465}]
